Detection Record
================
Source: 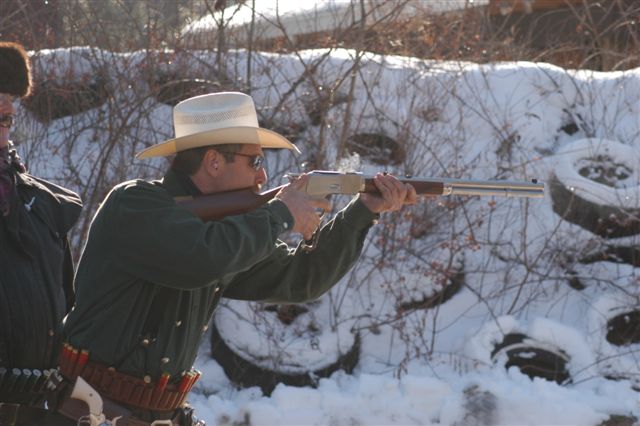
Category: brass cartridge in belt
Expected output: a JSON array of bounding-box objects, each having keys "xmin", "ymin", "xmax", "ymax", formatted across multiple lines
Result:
[
  {"xmin": 59, "ymin": 347, "xmax": 79, "ymax": 379},
  {"xmin": 168, "ymin": 387, "xmax": 185, "ymax": 409},
  {"xmin": 130, "ymin": 383, "xmax": 144, "ymax": 405},
  {"xmin": 6, "ymin": 368, "xmax": 21, "ymax": 391},
  {"xmin": 60, "ymin": 344, "xmax": 71, "ymax": 373},
  {"xmin": 32, "ymin": 370, "xmax": 45, "ymax": 393},
  {"xmin": 177, "ymin": 371, "xmax": 193, "ymax": 393},
  {"xmin": 120, "ymin": 380, "xmax": 135, "ymax": 401},
  {"xmin": 188, "ymin": 370, "xmax": 201, "ymax": 391},
  {"xmin": 69, "ymin": 349, "xmax": 80, "ymax": 374},
  {"xmin": 170, "ymin": 370, "xmax": 196, "ymax": 408},
  {"xmin": 72, "ymin": 350, "xmax": 89, "ymax": 376},
  {"xmin": 149, "ymin": 388, "xmax": 162, "ymax": 409},
  {"xmin": 175, "ymin": 389, "xmax": 189, "ymax": 410},
  {"xmin": 59, "ymin": 344, "xmax": 67, "ymax": 372},
  {"xmin": 150, "ymin": 372, "xmax": 171, "ymax": 407},
  {"xmin": 46, "ymin": 368, "xmax": 63, "ymax": 391},
  {"xmin": 140, "ymin": 386, "xmax": 153, "ymax": 408},
  {"xmin": 156, "ymin": 373, "xmax": 170, "ymax": 392},
  {"xmin": 159, "ymin": 390, "xmax": 174, "ymax": 410},
  {"xmin": 184, "ymin": 371, "xmax": 195, "ymax": 392},
  {"xmin": 99, "ymin": 367, "xmax": 115, "ymax": 391},
  {"xmin": 29, "ymin": 369, "xmax": 43, "ymax": 393},
  {"xmin": 86, "ymin": 365, "xmax": 103, "ymax": 389},
  {"xmin": 15, "ymin": 369, "xmax": 32, "ymax": 392},
  {"xmin": 137, "ymin": 375, "xmax": 153, "ymax": 407},
  {"xmin": 40, "ymin": 369, "xmax": 52, "ymax": 391},
  {"xmin": 109, "ymin": 379, "xmax": 123, "ymax": 399},
  {"xmin": 67, "ymin": 346, "xmax": 75, "ymax": 365}
]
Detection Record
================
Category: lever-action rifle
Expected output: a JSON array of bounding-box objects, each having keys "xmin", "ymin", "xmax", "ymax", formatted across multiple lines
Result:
[{"xmin": 177, "ymin": 170, "xmax": 545, "ymax": 222}]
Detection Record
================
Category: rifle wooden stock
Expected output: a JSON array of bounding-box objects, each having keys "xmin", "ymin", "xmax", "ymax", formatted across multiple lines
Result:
[
  {"xmin": 176, "ymin": 186, "xmax": 284, "ymax": 222},
  {"xmin": 176, "ymin": 170, "xmax": 544, "ymax": 221}
]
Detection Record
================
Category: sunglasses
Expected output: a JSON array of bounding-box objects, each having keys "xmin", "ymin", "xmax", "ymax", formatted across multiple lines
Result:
[
  {"xmin": 230, "ymin": 152, "xmax": 265, "ymax": 171},
  {"xmin": 0, "ymin": 115, "xmax": 14, "ymax": 129}
]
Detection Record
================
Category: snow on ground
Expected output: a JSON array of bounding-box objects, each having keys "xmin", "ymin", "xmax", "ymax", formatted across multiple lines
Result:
[{"xmin": 15, "ymin": 46, "xmax": 640, "ymax": 425}]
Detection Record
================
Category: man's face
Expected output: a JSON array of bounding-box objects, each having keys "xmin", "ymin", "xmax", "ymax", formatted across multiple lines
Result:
[
  {"xmin": 0, "ymin": 94, "xmax": 15, "ymax": 149},
  {"xmin": 211, "ymin": 144, "xmax": 268, "ymax": 194}
]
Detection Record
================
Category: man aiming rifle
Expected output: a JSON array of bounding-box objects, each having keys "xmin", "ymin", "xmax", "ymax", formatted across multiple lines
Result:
[{"xmin": 59, "ymin": 91, "xmax": 418, "ymax": 426}]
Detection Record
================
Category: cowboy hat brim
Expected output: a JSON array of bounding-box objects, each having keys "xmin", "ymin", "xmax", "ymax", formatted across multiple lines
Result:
[{"xmin": 136, "ymin": 126, "xmax": 300, "ymax": 159}]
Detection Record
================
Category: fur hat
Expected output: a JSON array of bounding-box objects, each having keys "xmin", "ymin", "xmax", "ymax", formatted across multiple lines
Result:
[{"xmin": 0, "ymin": 42, "xmax": 32, "ymax": 98}]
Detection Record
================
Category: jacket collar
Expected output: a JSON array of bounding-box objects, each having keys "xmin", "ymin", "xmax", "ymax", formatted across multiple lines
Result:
[{"xmin": 161, "ymin": 169, "xmax": 202, "ymax": 198}]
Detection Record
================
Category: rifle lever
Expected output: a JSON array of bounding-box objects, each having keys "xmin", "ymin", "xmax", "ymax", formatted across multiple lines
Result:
[{"xmin": 300, "ymin": 212, "xmax": 326, "ymax": 252}]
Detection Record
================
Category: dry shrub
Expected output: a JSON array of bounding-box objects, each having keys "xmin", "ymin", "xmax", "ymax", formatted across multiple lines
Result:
[
  {"xmin": 240, "ymin": 1, "xmax": 640, "ymax": 71},
  {"xmin": 23, "ymin": 75, "xmax": 109, "ymax": 122}
]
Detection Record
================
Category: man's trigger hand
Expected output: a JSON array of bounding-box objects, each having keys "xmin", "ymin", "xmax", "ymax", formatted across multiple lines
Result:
[{"xmin": 275, "ymin": 174, "xmax": 331, "ymax": 240}]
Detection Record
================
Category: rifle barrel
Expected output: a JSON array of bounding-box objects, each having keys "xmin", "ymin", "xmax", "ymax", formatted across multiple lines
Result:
[{"xmin": 440, "ymin": 178, "xmax": 544, "ymax": 198}]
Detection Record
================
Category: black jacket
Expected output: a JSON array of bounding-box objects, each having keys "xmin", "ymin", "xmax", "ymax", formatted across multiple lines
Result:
[{"xmin": 0, "ymin": 167, "xmax": 82, "ymax": 370}]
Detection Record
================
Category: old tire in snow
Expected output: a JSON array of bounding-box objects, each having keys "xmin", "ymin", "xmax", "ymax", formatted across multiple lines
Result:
[
  {"xmin": 550, "ymin": 138, "xmax": 640, "ymax": 238},
  {"xmin": 606, "ymin": 309, "xmax": 640, "ymax": 347},
  {"xmin": 491, "ymin": 333, "xmax": 571, "ymax": 384},
  {"xmin": 396, "ymin": 269, "xmax": 465, "ymax": 314},
  {"xmin": 210, "ymin": 298, "xmax": 359, "ymax": 395}
]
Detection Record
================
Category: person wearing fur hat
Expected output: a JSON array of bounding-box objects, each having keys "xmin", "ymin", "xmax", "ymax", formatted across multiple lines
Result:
[
  {"xmin": 0, "ymin": 42, "xmax": 82, "ymax": 425},
  {"xmin": 58, "ymin": 91, "xmax": 417, "ymax": 425}
]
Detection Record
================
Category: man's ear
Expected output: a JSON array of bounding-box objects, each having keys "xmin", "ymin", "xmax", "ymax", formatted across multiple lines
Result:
[{"xmin": 202, "ymin": 148, "xmax": 220, "ymax": 176}]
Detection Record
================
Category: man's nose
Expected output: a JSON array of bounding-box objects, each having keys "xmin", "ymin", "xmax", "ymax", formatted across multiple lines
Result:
[{"xmin": 255, "ymin": 167, "xmax": 267, "ymax": 187}]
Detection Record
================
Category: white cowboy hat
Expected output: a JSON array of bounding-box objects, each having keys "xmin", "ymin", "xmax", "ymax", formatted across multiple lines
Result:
[{"xmin": 136, "ymin": 92, "xmax": 300, "ymax": 159}]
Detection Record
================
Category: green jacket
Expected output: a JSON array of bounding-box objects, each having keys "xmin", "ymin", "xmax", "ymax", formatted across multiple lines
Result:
[{"xmin": 64, "ymin": 170, "xmax": 377, "ymax": 382}]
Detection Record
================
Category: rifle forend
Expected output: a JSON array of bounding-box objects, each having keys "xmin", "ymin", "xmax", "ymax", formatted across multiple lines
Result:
[{"xmin": 177, "ymin": 170, "xmax": 545, "ymax": 222}]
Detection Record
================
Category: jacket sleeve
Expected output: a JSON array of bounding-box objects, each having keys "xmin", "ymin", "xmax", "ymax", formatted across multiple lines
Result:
[
  {"xmin": 29, "ymin": 175, "xmax": 83, "ymax": 235},
  {"xmin": 221, "ymin": 196, "xmax": 378, "ymax": 303},
  {"xmin": 109, "ymin": 181, "xmax": 295, "ymax": 290}
]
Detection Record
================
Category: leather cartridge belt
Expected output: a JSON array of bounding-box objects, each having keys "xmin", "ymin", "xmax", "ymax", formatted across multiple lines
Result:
[
  {"xmin": 59, "ymin": 344, "xmax": 200, "ymax": 412},
  {"xmin": 0, "ymin": 366, "xmax": 62, "ymax": 405},
  {"xmin": 0, "ymin": 403, "xmax": 48, "ymax": 425}
]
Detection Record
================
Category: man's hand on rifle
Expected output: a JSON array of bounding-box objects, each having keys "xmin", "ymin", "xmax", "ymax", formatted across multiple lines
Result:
[
  {"xmin": 360, "ymin": 172, "xmax": 418, "ymax": 214},
  {"xmin": 276, "ymin": 174, "xmax": 331, "ymax": 240}
]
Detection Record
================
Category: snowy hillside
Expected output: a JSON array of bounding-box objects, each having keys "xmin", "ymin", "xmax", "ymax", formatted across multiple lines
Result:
[{"xmin": 14, "ymin": 47, "xmax": 640, "ymax": 425}]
